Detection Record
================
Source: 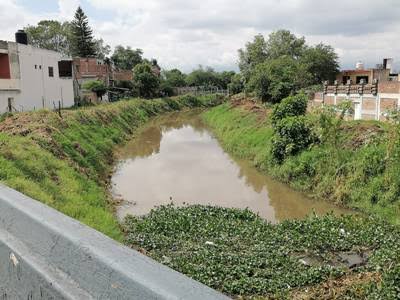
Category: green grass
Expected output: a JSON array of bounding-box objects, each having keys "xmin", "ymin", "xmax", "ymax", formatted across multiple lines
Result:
[
  {"xmin": 124, "ymin": 204, "xmax": 400, "ymax": 298},
  {"xmin": 0, "ymin": 95, "xmax": 224, "ymax": 241},
  {"xmin": 203, "ymin": 103, "xmax": 400, "ymax": 224}
]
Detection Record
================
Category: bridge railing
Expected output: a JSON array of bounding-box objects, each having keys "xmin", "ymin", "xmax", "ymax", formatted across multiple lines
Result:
[{"xmin": 0, "ymin": 184, "xmax": 229, "ymax": 299}]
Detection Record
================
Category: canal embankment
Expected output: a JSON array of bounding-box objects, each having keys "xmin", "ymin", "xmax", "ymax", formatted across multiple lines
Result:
[
  {"xmin": 120, "ymin": 95, "xmax": 400, "ymax": 298},
  {"xmin": 203, "ymin": 95, "xmax": 399, "ymax": 224},
  {"xmin": 0, "ymin": 95, "xmax": 224, "ymax": 240}
]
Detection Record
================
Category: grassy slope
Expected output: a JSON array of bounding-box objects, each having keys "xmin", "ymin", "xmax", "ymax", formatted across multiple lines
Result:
[
  {"xmin": 203, "ymin": 102, "xmax": 400, "ymax": 223},
  {"xmin": 0, "ymin": 95, "xmax": 223, "ymax": 241}
]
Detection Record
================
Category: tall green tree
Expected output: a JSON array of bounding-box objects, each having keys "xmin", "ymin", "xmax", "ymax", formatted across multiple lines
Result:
[
  {"xmin": 238, "ymin": 34, "xmax": 267, "ymax": 81},
  {"xmin": 265, "ymin": 30, "xmax": 306, "ymax": 60},
  {"xmin": 71, "ymin": 6, "xmax": 96, "ymax": 57},
  {"xmin": 133, "ymin": 62, "xmax": 160, "ymax": 98},
  {"xmin": 94, "ymin": 38, "xmax": 111, "ymax": 60},
  {"xmin": 162, "ymin": 69, "xmax": 186, "ymax": 87},
  {"xmin": 24, "ymin": 20, "xmax": 73, "ymax": 55},
  {"xmin": 246, "ymin": 56, "xmax": 310, "ymax": 103},
  {"xmin": 241, "ymin": 29, "xmax": 339, "ymax": 103},
  {"xmin": 228, "ymin": 74, "xmax": 244, "ymax": 95},
  {"xmin": 300, "ymin": 43, "xmax": 339, "ymax": 84},
  {"xmin": 185, "ymin": 66, "xmax": 221, "ymax": 88},
  {"xmin": 217, "ymin": 71, "xmax": 236, "ymax": 89},
  {"xmin": 111, "ymin": 46, "xmax": 143, "ymax": 70}
]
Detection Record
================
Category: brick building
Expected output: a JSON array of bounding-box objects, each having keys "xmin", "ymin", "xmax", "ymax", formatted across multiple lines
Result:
[
  {"xmin": 310, "ymin": 59, "xmax": 400, "ymax": 121},
  {"xmin": 73, "ymin": 58, "xmax": 133, "ymax": 102}
]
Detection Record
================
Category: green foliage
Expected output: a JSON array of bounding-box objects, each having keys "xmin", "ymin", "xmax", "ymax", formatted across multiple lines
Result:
[
  {"xmin": 185, "ymin": 66, "xmax": 221, "ymax": 88},
  {"xmin": 124, "ymin": 204, "xmax": 400, "ymax": 298},
  {"xmin": 246, "ymin": 56, "xmax": 309, "ymax": 103},
  {"xmin": 71, "ymin": 6, "xmax": 96, "ymax": 57},
  {"xmin": 265, "ymin": 29, "xmax": 306, "ymax": 60},
  {"xmin": 161, "ymin": 69, "xmax": 186, "ymax": 87},
  {"xmin": 238, "ymin": 34, "xmax": 268, "ymax": 81},
  {"xmin": 93, "ymin": 38, "xmax": 111, "ymax": 60},
  {"xmin": 133, "ymin": 62, "xmax": 160, "ymax": 98},
  {"xmin": 240, "ymin": 29, "xmax": 339, "ymax": 103},
  {"xmin": 82, "ymin": 80, "xmax": 107, "ymax": 98},
  {"xmin": 227, "ymin": 73, "xmax": 244, "ymax": 95},
  {"xmin": 111, "ymin": 46, "xmax": 143, "ymax": 70},
  {"xmin": 272, "ymin": 116, "xmax": 314, "ymax": 162},
  {"xmin": 160, "ymin": 69, "xmax": 187, "ymax": 96},
  {"xmin": 300, "ymin": 43, "xmax": 340, "ymax": 84},
  {"xmin": 271, "ymin": 94, "xmax": 308, "ymax": 126},
  {"xmin": 24, "ymin": 20, "xmax": 73, "ymax": 56},
  {"xmin": 204, "ymin": 103, "xmax": 400, "ymax": 223}
]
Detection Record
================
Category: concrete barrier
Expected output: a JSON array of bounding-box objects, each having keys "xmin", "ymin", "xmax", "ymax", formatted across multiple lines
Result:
[{"xmin": 0, "ymin": 184, "xmax": 230, "ymax": 299}]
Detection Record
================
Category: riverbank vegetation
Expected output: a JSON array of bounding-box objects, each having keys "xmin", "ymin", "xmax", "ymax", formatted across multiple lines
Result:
[
  {"xmin": 0, "ymin": 95, "xmax": 223, "ymax": 240},
  {"xmin": 203, "ymin": 97, "xmax": 400, "ymax": 223}
]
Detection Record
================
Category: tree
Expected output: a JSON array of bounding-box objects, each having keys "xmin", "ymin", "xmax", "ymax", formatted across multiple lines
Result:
[
  {"xmin": 240, "ymin": 29, "xmax": 339, "ymax": 103},
  {"xmin": 94, "ymin": 38, "xmax": 111, "ymax": 60},
  {"xmin": 300, "ymin": 43, "xmax": 339, "ymax": 84},
  {"xmin": 217, "ymin": 71, "xmax": 236, "ymax": 90},
  {"xmin": 246, "ymin": 56, "xmax": 310, "ymax": 103},
  {"xmin": 24, "ymin": 20, "xmax": 73, "ymax": 55},
  {"xmin": 265, "ymin": 30, "xmax": 306, "ymax": 60},
  {"xmin": 159, "ymin": 69, "xmax": 186, "ymax": 96},
  {"xmin": 238, "ymin": 34, "xmax": 267, "ymax": 81},
  {"xmin": 83, "ymin": 80, "xmax": 107, "ymax": 100},
  {"xmin": 228, "ymin": 74, "xmax": 244, "ymax": 95},
  {"xmin": 185, "ymin": 66, "xmax": 221, "ymax": 88},
  {"xmin": 111, "ymin": 46, "xmax": 143, "ymax": 70},
  {"xmin": 162, "ymin": 69, "xmax": 186, "ymax": 87},
  {"xmin": 133, "ymin": 62, "xmax": 160, "ymax": 98},
  {"xmin": 71, "ymin": 6, "xmax": 96, "ymax": 57}
]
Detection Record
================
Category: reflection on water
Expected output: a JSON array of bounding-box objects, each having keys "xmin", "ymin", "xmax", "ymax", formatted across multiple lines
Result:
[{"xmin": 112, "ymin": 110, "xmax": 350, "ymax": 222}]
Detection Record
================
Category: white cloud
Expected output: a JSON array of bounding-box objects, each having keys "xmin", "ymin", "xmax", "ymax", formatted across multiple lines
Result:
[
  {"xmin": 1, "ymin": 0, "xmax": 400, "ymax": 72},
  {"xmin": 58, "ymin": 0, "xmax": 81, "ymax": 20}
]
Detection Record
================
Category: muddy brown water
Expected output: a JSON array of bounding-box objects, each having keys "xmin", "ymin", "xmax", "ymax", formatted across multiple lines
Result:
[{"xmin": 112, "ymin": 110, "xmax": 350, "ymax": 222}]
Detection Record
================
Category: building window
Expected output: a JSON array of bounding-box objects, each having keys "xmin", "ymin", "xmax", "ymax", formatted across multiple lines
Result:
[
  {"xmin": 356, "ymin": 76, "xmax": 369, "ymax": 84},
  {"xmin": 39, "ymin": 65, "xmax": 42, "ymax": 69},
  {"xmin": 48, "ymin": 66, "xmax": 54, "ymax": 77},
  {"xmin": 342, "ymin": 76, "xmax": 351, "ymax": 84},
  {"xmin": 35, "ymin": 64, "xmax": 37, "ymax": 69},
  {"xmin": 58, "ymin": 61, "xmax": 72, "ymax": 77}
]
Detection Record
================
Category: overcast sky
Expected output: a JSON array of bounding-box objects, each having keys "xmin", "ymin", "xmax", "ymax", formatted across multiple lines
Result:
[{"xmin": 1, "ymin": 0, "xmax": 400, "ymax": 72}]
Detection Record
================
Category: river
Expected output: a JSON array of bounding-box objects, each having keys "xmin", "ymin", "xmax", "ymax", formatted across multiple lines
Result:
[{"xmin": 112, "ymin": 110, "xmax": 349, "ymax": 222}]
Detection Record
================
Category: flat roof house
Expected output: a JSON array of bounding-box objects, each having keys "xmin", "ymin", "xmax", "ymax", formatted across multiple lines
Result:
[
  {"xmin": 0, "ymin": 30, "xmax": 74, "ymax": 113},
  {"xmin": 311, "ymin": 58, "xmax": 400, "ymax": 121},
  {"xmin": 73, "ymin": 57, "xmax": 133, "ymax": 103}
]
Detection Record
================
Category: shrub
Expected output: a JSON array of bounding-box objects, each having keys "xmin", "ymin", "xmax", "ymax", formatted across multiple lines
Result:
[
  {"xmin": 271, "ymin": 93, "xmax": 308, "ymax": 126},
  {"xmin": 83, "ymin": 80, "xmax": 107, "ymax": 98},
  {"xmin": 271, "ymin": 116, "xmax": 314, "ymax": 162}
]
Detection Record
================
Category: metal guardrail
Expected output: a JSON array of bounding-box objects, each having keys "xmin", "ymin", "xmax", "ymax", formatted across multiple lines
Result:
[{"xmin": 0, "ymin": 184, "xmax": 229, "ymax": 299}]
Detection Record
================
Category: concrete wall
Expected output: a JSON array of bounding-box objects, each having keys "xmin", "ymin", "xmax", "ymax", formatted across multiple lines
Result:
[
  {"xmin": 0, "ymin": 184, "xmax": 229, "ymax": 300},
  {"xmin": 0, "ymin": 42, "xmax": 74, "ymax": 113}
]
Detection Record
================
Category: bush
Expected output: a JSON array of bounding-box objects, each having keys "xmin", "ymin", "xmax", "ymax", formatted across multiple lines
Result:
[
  {"xmin": 83, "ymin": 80, "xmax": 107, "ymax": 99},
  {"xmin": 271, "ymin": 116, "xmax": 314, "ymax": 162},
  {"xmin": 271, "ymin": 94, "xmax": 308, "ymax": 126}
]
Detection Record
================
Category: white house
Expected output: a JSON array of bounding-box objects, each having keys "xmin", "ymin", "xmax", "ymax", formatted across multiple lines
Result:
[{"xmin": 0, "ymin": 31, "xmax": 74, "ymax": 113}]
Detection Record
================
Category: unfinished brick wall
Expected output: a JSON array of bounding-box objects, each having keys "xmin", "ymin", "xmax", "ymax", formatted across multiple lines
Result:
[
  {"xmin": 380, "ymin": 98, "xmax": 397, "ymax": 112},
  {"xmin": 325, "ymin": 96, "xmax": 335, "ymax": 105},
  {"xmin": 379, "ymin": 82, "xmax": 400, "ymax": 94},
  {"xmin": 362, "ymin": 98, "xmax": 376, "ymax": 110}
]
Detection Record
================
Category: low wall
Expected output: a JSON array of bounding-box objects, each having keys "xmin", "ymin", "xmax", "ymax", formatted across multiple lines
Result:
[
  {"xmin": 310, "ymin": 82, "xmax": 400, "ymax": 121},
  {"xmin": 0, "ymin": 184, "xmax": 229, "ymax": 299}
]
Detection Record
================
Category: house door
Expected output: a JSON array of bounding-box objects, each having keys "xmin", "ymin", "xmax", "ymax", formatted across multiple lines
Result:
[{"xmin": 354, "ymin": 102, "xmax": 362, "ymax": 120}]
